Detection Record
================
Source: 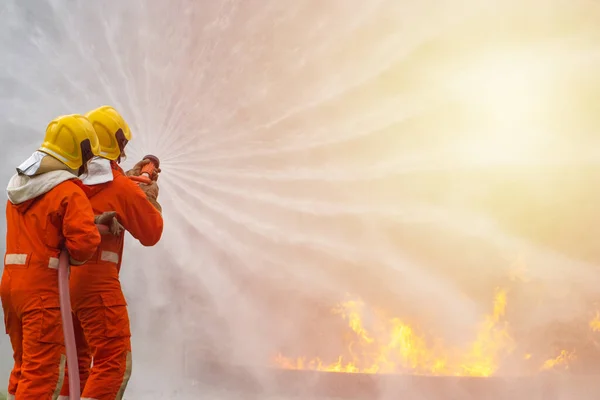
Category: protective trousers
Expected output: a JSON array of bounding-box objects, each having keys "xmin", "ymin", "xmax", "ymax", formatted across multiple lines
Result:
[
  {"xmin": 1, "ymin": 268, "xmax": 66, "ymax": 400},
  {"xmin": 57, "ymin": 316, "xmax": 90, "ymax": 400},
  {"xmin": 59, "ymin": 290, "xmax": 132, "ymax": 400}
]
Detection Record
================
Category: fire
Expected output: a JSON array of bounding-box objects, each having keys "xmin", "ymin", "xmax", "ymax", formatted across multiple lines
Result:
[
  {"xmin": 275, "ymin": 289, "xmax": 514, "ymax": 376},
  {"xmin": 590, "ymin": 312, "xmax": 600, "ymax": 332},
  {"xmin": 331, "ymin": 300, "xmax": 374, "ymax": 344},
  {"xmin": 273, "ymin": 290, "xmax": 599, "ymax": 376},
  {"xmin": 540, "ymin": 350, "xmax": 576, "ymax": 371}
]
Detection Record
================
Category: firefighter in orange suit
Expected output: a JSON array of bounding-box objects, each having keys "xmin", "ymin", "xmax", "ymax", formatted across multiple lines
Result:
[
  {"xmin": 59, "ymin": 105, "xmax": 163, "ymax": 400},
  {"xmin": 1, "ymin": 115, "xmax": 104, "ymax": 400}
]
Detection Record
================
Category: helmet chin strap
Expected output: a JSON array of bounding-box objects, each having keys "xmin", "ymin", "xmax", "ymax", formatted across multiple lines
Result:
[
  {"xmin": 117, "ymin": 148, "xmax": 127, "ymax": 164},
  {"xmin": 77, "ymin": 164, "xmax": 88, "ymax": 177},
  {"xmin": 115, "ymin": 130, "xmax": 128, "ymax": 165}
]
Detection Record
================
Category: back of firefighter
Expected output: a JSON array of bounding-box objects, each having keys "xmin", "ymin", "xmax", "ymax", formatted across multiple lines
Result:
[
  {"xmin": 1, "ymin": 115, "xmax": 103, "ymax": 400},
  {"xmin": 59, "ymin": 105, "xmax": 163, "ymax": 400}
]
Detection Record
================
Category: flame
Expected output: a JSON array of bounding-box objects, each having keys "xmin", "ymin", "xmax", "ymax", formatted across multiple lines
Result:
[
  {"xmin": 331, "ymin": 300, "xmax": 374, "ymax": 344},
  {"xmin": 275, "ymin": 289, "xmax": 516, "ymax": 376},
  {"xmin": 273, "ymin": 289, "xmax": 594, "ymax": 375},
  {"xmin": 541, "ymin": 350, "xmax": 576, "ymax": 371},
  {"xmin": 590, "ymin": 312, "xmax": 600, "ymax": 332}
]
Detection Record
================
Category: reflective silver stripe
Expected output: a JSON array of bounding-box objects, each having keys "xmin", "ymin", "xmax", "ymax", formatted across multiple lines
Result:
[
  {"xmin": 48, "ymin": 257, "xmax": 59, "ymax": 269},
  {"xmin": 101, "ymin": 251, "xmax": 119, "ymax": 264},
  {"xmin": 39, "ymin": 147, "xmax": 70, "ymax": 165},
  {"xmin": 52, "ymin": 354, "xmax": 66, "ymax": 400},
  {"xmin": 58, "ymin": 396, "xmax": 70, "ymax": 400},
  {"xmin": 5, "ymin": 254, "xmax": 60, "ymax": 269},
  {"xmin": 115, "ymin": 351, "xmax": 132, "ymax": 400},
  {"xmin": 81, "ymin": 398, "xmax": 99, "ymax": 400},
  {"xmin": 5, "ymin": 253, "xmax": 27, "ymax": 265}
]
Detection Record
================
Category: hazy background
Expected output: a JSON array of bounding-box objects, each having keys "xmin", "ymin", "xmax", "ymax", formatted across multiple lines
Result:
[{"xmin": 1, "ymin": 0, "xmax": 600, "ymax": 398}]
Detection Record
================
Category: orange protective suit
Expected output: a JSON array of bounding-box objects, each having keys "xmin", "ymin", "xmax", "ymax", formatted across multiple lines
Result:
[
  {"xmin": 60, "ymin": 161, "xmax": 163, "ymax": 400},
  {"xmin": 1, "ymin": 171, "xmax": 101, "ymax": 400}
]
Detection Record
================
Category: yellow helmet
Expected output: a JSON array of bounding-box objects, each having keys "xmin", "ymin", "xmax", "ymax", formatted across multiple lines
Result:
[
  {"xmin": 85, "ymin": 105, "xmax": 132, "ymax": 161},
  {"xmin": 39, "ymin": 114, "xmax": 101, "ymax": 170}
]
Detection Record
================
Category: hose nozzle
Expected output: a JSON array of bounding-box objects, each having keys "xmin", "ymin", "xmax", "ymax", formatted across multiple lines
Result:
[{"xmin": 130, "ymin": 154, "xmax": 160, "ymax": 185}]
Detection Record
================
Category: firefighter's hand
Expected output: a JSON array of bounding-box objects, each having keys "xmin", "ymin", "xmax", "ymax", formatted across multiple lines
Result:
[
  {"xmin": 139, "ymin": 181, "xmax": 162, "ymax": 212},
  {"xmin": 94, "ymin": 211, "xmax": 116, "ymax": 225},
  {"xmin": 140, "ymin": 181, "xmax": 159, "ymax": 200},
  {"xmin": 108, "ymin": 217, "xmax": 124, "ymax": 236},
  {"xmin": 94, "ymin": 211, "xmax": 124, "ymax": 236},
  {"xmin": 126, "ymin": 159, "xmax": 161, "ymax": 181}
]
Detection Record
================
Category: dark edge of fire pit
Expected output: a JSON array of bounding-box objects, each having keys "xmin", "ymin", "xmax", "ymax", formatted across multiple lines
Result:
[{"xmin": 191, "ymin": 363, "xmax": 600, "ymax": 399}]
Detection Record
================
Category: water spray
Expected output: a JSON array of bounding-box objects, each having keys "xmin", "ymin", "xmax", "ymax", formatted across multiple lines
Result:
[
  {"xmin": 129, "ymin": 154, "xmax": 160, "ymax": 185},
  {"xmin": 59, "ymin": 224, "xmax": 110, "ymax": 400}
]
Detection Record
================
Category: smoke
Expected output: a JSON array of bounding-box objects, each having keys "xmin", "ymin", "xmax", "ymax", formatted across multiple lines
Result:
[{"xmin": 2, "ymin": 0, "xmax": 600, "ymax": 398}]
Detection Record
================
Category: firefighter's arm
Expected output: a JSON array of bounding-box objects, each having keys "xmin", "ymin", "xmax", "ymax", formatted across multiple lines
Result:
[
  {"xmin": 115, "ymin": 175, "xmax": 164, "ymax": 246},
  {"xmin": 138, "ymin": 181, "xmax": 162, "ymax": 213},
  {"xmin": 62, "ymin": 185, "xmax": 102, "ymax": 264}
]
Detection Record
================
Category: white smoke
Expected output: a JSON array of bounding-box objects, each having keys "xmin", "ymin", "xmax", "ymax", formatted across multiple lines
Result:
[{"xmin": 1, "ymin": 0, "xmax": 600, "ymax": 398}]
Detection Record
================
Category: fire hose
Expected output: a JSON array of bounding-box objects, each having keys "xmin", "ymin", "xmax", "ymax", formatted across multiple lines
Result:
[
  {"xmin": 59, "ymin": 224, "xmax": 109, "ymax": 400},
  {"xmin": 59, "ymin": 155, "xmax": 160, "ymax": 399}
]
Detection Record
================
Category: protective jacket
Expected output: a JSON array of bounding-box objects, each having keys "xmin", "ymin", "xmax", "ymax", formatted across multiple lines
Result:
[
  {"xmin": 2, "ymin": 167, "xmax": 100, "ymax": 400},
  {"xmin": 60, "ymin": 160, "xmax": 163, "ymax": 400}
]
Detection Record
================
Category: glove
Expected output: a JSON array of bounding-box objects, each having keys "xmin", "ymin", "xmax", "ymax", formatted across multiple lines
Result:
[
  {"xmin": 126, "ymin": 159, "xmax": 161, "ymax": 181},
  {"xmin": 147, "ymin": 197, "xmax": 162, "ymax": 213},
  {"xmin": 139, "ymin": 181, "xmax": 159, "ymax": 200},
  {"xmin": 139, "ymin": 181, "xmax": 162, "ymax": 212},
  {"xmin": 94, "ymin": 211, "xmax": 124, "ymax": 236}
]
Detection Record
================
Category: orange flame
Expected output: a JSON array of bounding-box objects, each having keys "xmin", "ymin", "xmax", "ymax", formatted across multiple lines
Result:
[
  {"xmin": 273, "ymin": 289, "xmax": 593, "ymax": 375},
  {"xmin": 275, "ymin": 289, "xmax": 516, "ymax": 376},
  {"xmin": 590, "ymin": 312, "xmax": 600, "ymax": 332},
  {"xmin": 541, "ymin": 350, "xmax": 576, "ymax": 371}
]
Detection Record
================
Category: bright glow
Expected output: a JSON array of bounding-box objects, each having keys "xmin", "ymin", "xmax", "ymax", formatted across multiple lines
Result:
[
  {"xmin": 455, "ymin": 53, "xmax": 546, "ymax": 125},
  {"xmin": 448, "ymin": 51, "xmax": 554, "ymax": 164}
]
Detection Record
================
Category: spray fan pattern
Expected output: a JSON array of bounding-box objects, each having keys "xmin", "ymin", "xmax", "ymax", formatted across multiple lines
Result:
[{"xmin": 1, "ymin": 1, "xmax": 600, "ymax": 395}]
